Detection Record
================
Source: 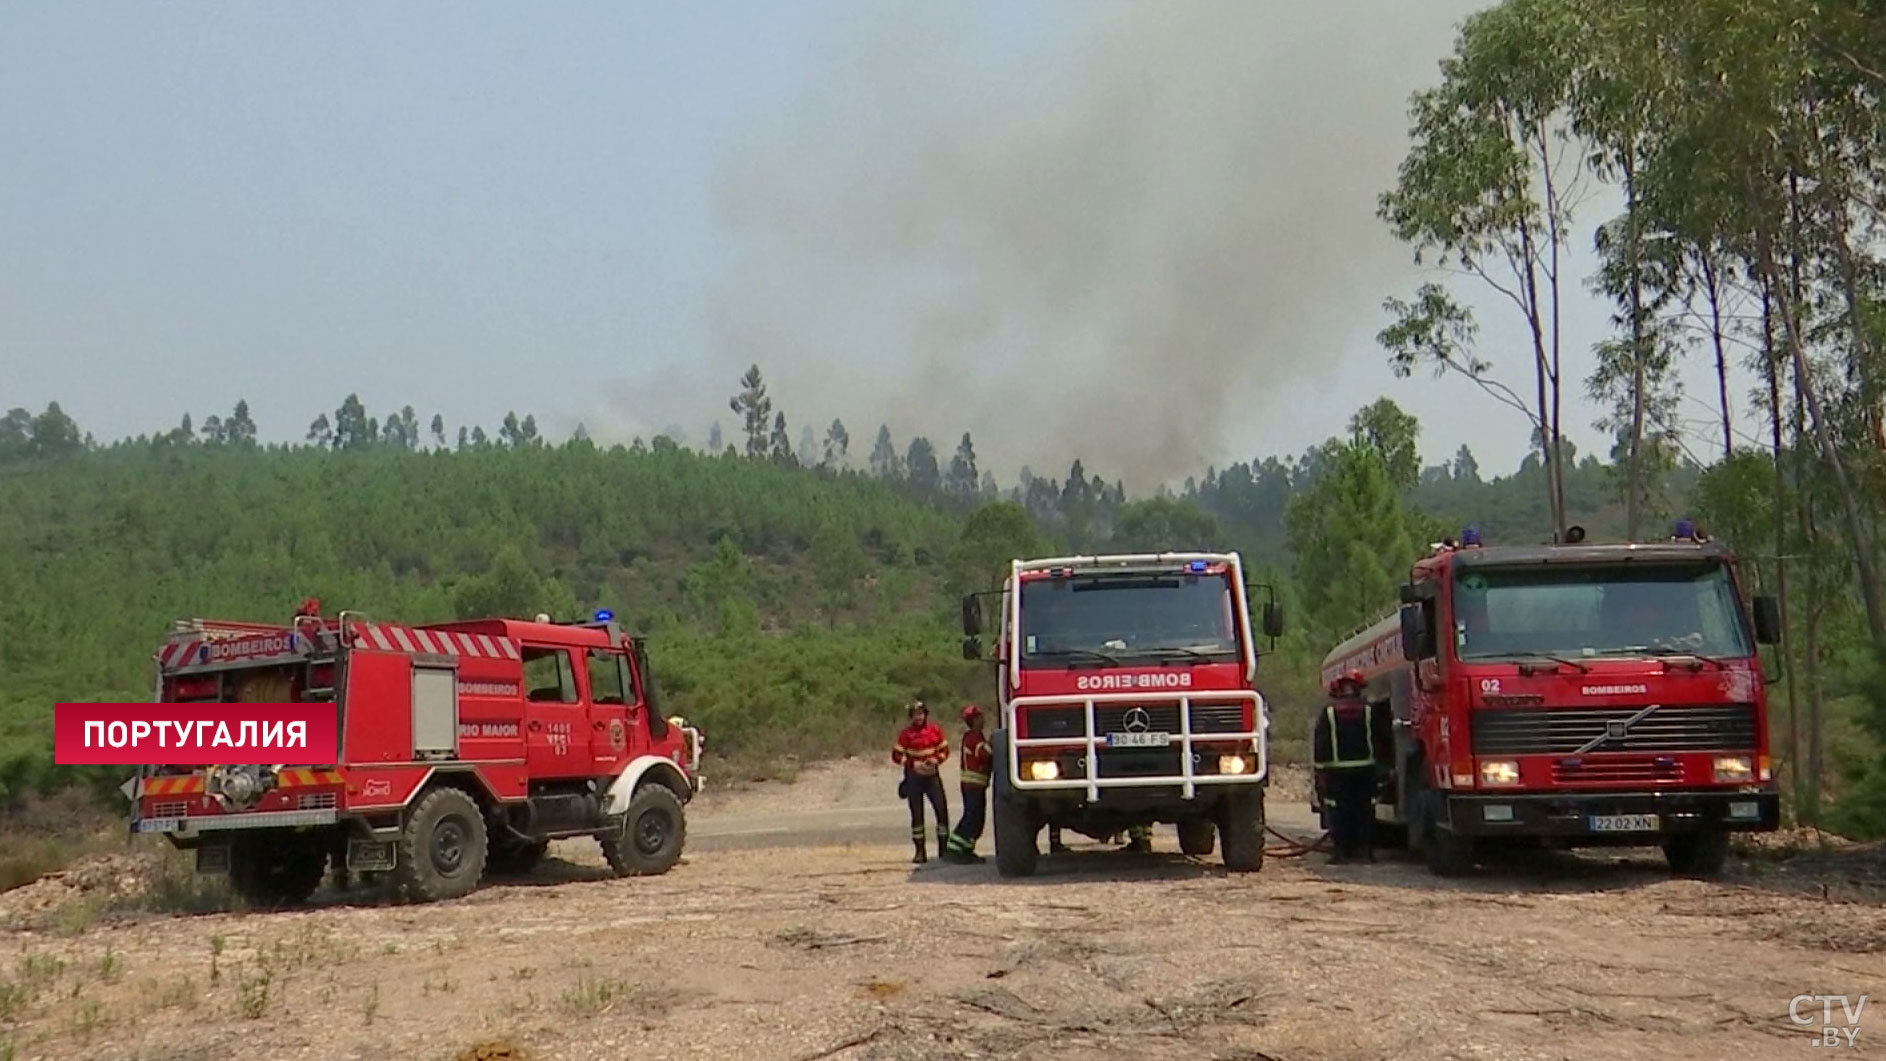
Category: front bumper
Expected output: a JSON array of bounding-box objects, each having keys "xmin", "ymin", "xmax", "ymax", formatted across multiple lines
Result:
[{"xmin": 1442, "ymin": 787, "xmax": 1781, "ymax": 838}]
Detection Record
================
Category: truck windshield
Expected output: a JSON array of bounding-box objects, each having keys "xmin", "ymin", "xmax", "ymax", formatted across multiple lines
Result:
[
  {"xmin": 1017, "ymin": 573, "xmax": 1239, "ymax": 667},
  {"xmin": 1452, "ymin": 561, "xmax": 1753, "ymax": 661}
]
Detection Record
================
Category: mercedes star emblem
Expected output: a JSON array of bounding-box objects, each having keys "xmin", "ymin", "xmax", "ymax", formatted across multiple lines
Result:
[{"xmin": 1122, "ymin": 707, "xmax": 1151, "ymax": 733}]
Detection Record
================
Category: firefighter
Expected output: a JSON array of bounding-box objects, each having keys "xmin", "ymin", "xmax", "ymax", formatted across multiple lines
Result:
[
  {"xmin": 1312, "ymin": 670, "xmax": 1383, "ymax": 864},
  {"xmin": 943, "ymin": 704, "xmax": 991, "ymax": 863},
  {"xmin": 892, "ymin": 699, "xmax": 950, "ymax": 863}
]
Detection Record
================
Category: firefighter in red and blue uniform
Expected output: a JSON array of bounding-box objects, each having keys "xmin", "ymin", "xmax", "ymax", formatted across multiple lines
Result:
[
  {"xmin": 943, "ymin": 704, "xmax": 991, "ymax": 863},
  {"xmin": 1313, "ymin": 669, "xmax": 1391, "ymax": 863},
  {"xmin": 892, "ymin": 699, "xmax": 951, "ymax": 863}
]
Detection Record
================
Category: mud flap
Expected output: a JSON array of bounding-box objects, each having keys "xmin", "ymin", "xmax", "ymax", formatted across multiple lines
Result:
[
  {"xmin": 348, "ymin": 839, "xmax": 397, "ymax": 873},
  {"xmin": 194, "ymin": 841, "xmax": 231, "ymax": 876}
]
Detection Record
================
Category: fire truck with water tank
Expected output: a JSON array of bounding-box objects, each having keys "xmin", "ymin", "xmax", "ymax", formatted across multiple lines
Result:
[
  {"xmin": 127, "ymin": 601, "xmax": 703, "ymax": 907},
  {"xmin": 1311, "ymin": 521, "xmax": 1782, "ymax": 876},
  {"xmin": 961, "ymin": 552, "xmax": 1284, "ymax": 876}
]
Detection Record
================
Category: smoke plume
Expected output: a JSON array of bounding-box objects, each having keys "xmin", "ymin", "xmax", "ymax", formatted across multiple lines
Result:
[{"xmin": 602, "ymin": 0, "xmax": 1488, "ymax": 491}]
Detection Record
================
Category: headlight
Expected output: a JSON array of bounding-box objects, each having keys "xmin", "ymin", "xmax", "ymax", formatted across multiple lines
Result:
[
  {"xmin": 1021, "ymin": 759, "xmax": 1061, "ymax": 782},
  {"xmin": 1713, "ymin": 755, "xmax": 1753, "ymax": 782},
  {"xmin": 1217, "ymin": 754, "xmax": 1251, "ymax": 775},
  {"xmin": 1479, "ymin": 760, "xmax": 1520, "ymax": 786}
]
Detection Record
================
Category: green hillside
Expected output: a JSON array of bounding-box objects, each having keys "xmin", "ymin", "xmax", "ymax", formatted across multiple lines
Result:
[{"xmin": 0, "ymin": 386, "xmax": 1663, "ymax": 808}]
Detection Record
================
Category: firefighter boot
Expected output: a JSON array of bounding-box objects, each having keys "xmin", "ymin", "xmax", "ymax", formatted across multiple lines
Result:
[{"xmin": 912, "ymin": 826, "xmax": 928, "ymax": 864}]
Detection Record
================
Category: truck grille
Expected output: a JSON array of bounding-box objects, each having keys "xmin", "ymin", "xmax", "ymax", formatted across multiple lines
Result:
[
  {"xmin": 1471, "ymin": 703, "xmax": 1758, "ymax": 756},
  {"xmin": 1021, "ymin": 702, "xmax": 1249, "ymax": 738},
  {"xmin": 1550, "ymin": 756, "xmax": 1684, "ymax": 784}
]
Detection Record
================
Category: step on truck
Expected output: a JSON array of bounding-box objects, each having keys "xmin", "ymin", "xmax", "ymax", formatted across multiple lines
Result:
[
  {"xmin": 961, "ymin": 552, "xmax": 1284, "ymax": 876},
  {"xmin": 130, "ymin": 601, "xmax": 703, "ymax": 907},
  {"xmin": 1312, "ymin": 521, "xmax": 1782, "ymax": 877}
]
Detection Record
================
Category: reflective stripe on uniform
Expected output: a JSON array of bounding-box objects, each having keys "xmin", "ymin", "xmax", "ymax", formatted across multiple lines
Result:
[
  {"xmin": 960, "ymin": 768, "xmax": 989, "ymax": 788},
  {"xmin": 1313, "ymin": 704, "xmax": 1375, "ymax": 768}
]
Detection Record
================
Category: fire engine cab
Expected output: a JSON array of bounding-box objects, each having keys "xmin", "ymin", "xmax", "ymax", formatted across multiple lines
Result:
[
  {"xmin": 1313, "ymin": 521, "xmax": 1782, "ymax": 877},
  {"xmin": 129, "ymin": 602, "xmax": 703, "ymax": 907},
  {"xmin": 961, "ymin": 552, "xmax": 1284, "ymax": 876}
]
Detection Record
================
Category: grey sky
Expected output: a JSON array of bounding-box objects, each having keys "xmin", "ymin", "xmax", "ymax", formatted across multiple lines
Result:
[{"xmin": 1, "ymin": 1, "xmax": 1760, "ymax": 493}]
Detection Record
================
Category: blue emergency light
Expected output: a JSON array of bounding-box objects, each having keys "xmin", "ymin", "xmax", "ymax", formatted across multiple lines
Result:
[
  {"xmin": 1461, "ymin": 525, "xmax": 1482, "ymax": 547},
  {"xmin": 1187, "ymin": 560, "xmax": 1207, "ymax": 572},
  {"xmin": 1673, "ymin": 519, "xmax": 1696, "ymax": 540},
  {"xmin": 594, "ymin": 609, "xmax": 615, "ymax": 622}
]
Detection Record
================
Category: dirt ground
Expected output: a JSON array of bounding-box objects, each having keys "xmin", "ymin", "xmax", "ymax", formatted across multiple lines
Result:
[{"xmin": 3, "ymin": 763, "xmax": 1884, "ymax": 1061}]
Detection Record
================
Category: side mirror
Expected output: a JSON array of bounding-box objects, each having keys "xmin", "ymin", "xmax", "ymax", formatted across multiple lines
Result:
[
  {"xmin": 630, "ymin": 637, "xmax": 664, "ymax": 715},
  {"xmin": 1262, "ymin": 602, "xmax": 1284, "ymax": 639},
  {"xmin": 961, "ymin": 594, "xmax": 982, "ymax": 636},
  {"xmin": 1399, "ymin": 603, "xmax": 1434, "ymax": 661},
  {"xmin": 1751, "ymin": 595, "xmax": 1781, "ymax": 645},
  {"xmin": 962, "ymin": 635, "xmax": 982, "ymax": 660}
]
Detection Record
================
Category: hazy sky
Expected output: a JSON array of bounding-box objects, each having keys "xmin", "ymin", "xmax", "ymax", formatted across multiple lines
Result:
[{"xmin": 1, "ymin": 1, "xmax": 1760, "ymax": 493}]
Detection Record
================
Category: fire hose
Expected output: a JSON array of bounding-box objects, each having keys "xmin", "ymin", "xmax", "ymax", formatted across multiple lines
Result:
[{"xmin": 1263, "ymin": 824, "xmax": 1330, "ymax": 858}]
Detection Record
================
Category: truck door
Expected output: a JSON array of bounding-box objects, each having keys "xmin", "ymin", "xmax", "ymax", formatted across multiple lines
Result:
[
  {"xmin": 584, "ymin": 646, "xmax": 633, "ymax": 769},
  {"xmin": 520, "ymin": 645, "xmax": 585, "ymax": 779}
]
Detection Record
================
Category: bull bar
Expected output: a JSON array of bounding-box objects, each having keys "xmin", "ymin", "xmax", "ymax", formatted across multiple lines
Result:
[{"xmin": 1006, "ymin": 689, "xmax": 1269, "ymax": 802}]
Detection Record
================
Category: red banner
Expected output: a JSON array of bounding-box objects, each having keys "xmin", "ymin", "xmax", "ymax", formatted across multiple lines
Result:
[{"xmin": 54, "ymin": 703, "xmax": 340, "ymax": 765}]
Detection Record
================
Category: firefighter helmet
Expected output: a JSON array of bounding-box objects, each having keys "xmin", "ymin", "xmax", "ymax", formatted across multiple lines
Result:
[
  {"xmin": 961, "ymin": 703, "xmax": 983, "ymax": 722},
  {"xmin": 1329, "ymin": 669, "xmax": 1365, "ymax": 695}
]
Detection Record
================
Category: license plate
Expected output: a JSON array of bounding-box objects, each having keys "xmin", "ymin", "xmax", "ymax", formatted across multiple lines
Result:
[
  {"xmin": 1588, "ymin": 813, "xmax": 1659, "ymax": 833},
  {"xmin": 135, "ymin": 818, "xmax": 183, "ymax": 834},
  {"xmin": 1106, "ymin": 731, "xmax": 1170, "ymax": 748}
]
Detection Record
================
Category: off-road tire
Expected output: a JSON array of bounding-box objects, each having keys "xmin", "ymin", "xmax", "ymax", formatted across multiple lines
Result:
[
  {"xmin": 992, "ymin": 792, "xmax": 1039, "ymax": 878},
  {"xmin": 1219, "ymin": 788, "xmax": 1265, "ymax": 872},
  {"xmin": 392, "ymin": 786, "xmax": 488, "ymax": 904},
  {"xmin": 600, "ymin": 784, "xmax": 686, "ymax": 877},
  {"xmin": 1177, "ymin": 819, "xmax": 1216, "ymax": 857},
  {"xmin": 1663, "ymin": 829, "xmax": 1730, "ymax": 877},
  {"xmin": 227, "ymin": 832, "xmax": 327, "ymax": 909},
  {"xmin": 486, "ymin": 838, "xmax": 550, "ymax": 875}
]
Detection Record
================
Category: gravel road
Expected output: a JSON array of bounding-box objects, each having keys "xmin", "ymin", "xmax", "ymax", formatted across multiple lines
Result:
[{"xmin": 2, "ymin": 760, "xmax": 1882, "ymax": 1061}]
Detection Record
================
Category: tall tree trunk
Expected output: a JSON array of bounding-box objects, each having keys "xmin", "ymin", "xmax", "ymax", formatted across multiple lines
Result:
[
  {"xmin": 1536, "ymin": 119, "xmax": 1569, "ymax": 537},
  {"xmin": 1798, "ymin": 380, "xmax": 1824, "ymax": 825},
  {"xmin": 1516, "ymin": 213, "xmax": 1562, "ymax": 535},
  {"xmin": 1761, "ymin": 274, "xmax": 1802, "ymax": 812},
  {"xmin": 1623, "ymin": 147, "xmax": 1646, "ymax": 540},
  {"xmin": 1700, "ymin": 251, "xmax": 1734, "ymax": 459}
]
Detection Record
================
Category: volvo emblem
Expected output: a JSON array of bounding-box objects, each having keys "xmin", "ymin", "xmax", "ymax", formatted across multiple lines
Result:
[{"xmin": 1122, "ymin": 707, "xmax": 1151, "ymax": 733}]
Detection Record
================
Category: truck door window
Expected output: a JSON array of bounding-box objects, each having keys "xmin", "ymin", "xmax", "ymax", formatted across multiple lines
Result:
[
  {"xmin": 587, "ymin": 649, "xmax": 627, "ymax": 704},
  {"xmin": 522, "ymin": 647, "xmax": 579, "ymax": 703}
]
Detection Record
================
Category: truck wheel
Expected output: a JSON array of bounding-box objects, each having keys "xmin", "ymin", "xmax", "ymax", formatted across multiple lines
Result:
[
  {"xmin": 392, "ymin": 786, "xmax": 488, "ymax": 904},
  {"xmin": 1177, "ymin": 819, "xmax": 1216, "ymax": 857},
  {"xmin": 487, "ymin": 839, "xmax": 550, "ymax": 875},
  {"xmin": 992, "ymin": 793, "xmax": 1039, "ymax": 878},
  {"xmin": 227, "ymin": 833, "xmax": 327, "ymax": 909},
  {"xmin": 1419, "ymin": 792, "xmax": 1474, "ymax": 877},
  {"xmin": 601, "ymin": 784, "xmax": 686, "ymax": 877},
  {"xmin": 1218, "ymin": 788, "xmax": 1264, "ymax": 872},
  {"xmin": 1663, "ymin": 829, "xmax": 1729, "ymax": 877}
]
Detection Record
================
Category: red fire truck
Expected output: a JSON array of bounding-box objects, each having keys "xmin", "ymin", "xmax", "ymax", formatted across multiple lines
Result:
[
  {"xmin": 1311, "ymin": 521, "xmax": 1782, "ymax": 877},
  {"xmin": 128, "ymin": 602, "xmax": 703, "ymax": 907},
  {"xmin": 960, "ymin": 552, "xmax": 1284, "ymax": 876}
]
